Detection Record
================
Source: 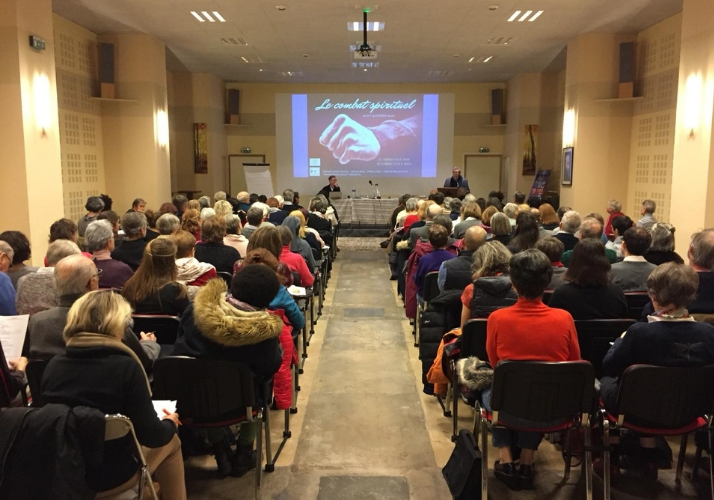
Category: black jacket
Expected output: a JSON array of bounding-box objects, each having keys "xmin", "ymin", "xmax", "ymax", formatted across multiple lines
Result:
[
  {"xmin": 110, "ymin": 238, "xmax": 147, "ymax": 271},
  {"xmin": 307, "ymin": 213, "xmax": 333, "ymax": 245},
  {"xmin": 41, "ymin": 346, "xmax": 177, "ymax": 491},
  {"xmin": 441, "ymin": 250, "xmax": 474, "ymax": 291},
  {"xmin": 548, "ymin": 282, "xmax": 629, "ymax": 320},
  {"xmin": 555, "ymin": 232, "xmax": 579, "ymax": 252},
  {"xmin": 469, "ymin": 275, "xmax": 518, "ymax": 318},
  {"xmin": 0, "ymin": 404, "xmax": 105, "ymax": 500},
  {"xmin": 194, "ymin": 242, "xmax": 240, "ymax": 274},
  {"xmin": 418, "ymin": 289, "xmax": 462, "ymax": 386}
]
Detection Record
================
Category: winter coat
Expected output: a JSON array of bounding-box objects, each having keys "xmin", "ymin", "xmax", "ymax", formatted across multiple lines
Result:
[
  {"xmin": 0, "ymin": 403, "xmax": 105, "ymax": 500},
  {"xmin": 418, "ymin": 289, "xmax": 463, "ymax": 386},
  {"xmin": 271, "ymin": 309, "xmax": 297, "ymax": 410},
  {"xmin": 470, "ymin": 275, "xmax": 518, "ymax": 318},
  {"xmin": 406, "ymin": 239, "xmax": 459, "ymax": 319},
  {"xmin": 426, "ymin": 328, "xmax": 461, "ymax": 396}
]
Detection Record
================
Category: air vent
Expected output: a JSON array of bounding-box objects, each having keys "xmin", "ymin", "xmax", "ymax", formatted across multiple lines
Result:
[
  {"xmin": 429, "ymin": 70, "xmax": 451, "ymax": 76},
  {"xmin": 352, "ymin": 62, "xmax": 379, "ymax": 68},
  {"xmin": 485, "ymin": 36, "xmax": 514, "ymax": 45},
  {"xmin": 221, "ymin": 37, "xmax": 249, "ymax": 46}
]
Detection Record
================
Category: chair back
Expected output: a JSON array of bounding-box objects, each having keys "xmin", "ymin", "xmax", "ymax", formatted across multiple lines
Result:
[
  {"xmin": 616, "ymin": 364, "xmax": 714, "ymax": 428},
  {"xmin": 152, "ymin": 356, "xmax": 256, "ymax": 423},
  {"xmin": 26, "ymin": 359, "xmax": 49, "ymax": 407},
  {"xmin": 574, "ymin": 320, "xmax": 635, "ymax": 378},
  {"xmin": 460, "ymin": 319, "xmax": 489, "ymax": 361},
  {"xmin": 423, "ymin": 271, "xmax": 441, "ymax": 304},
  {"xmin": 131, "ymin": 315, "xmax": 180, "ymax": 345},
  {"xmin": 217, "ymin": 271, "xmax": 233, "ymax": 287},
  {"xmin": 542, "ymin": 291, "xmax": 553, "ymax": 305},
  {"xmin": 490, "ymin": 361, "xmax": 595, "ymax": 423},
  {"xmin": 105, "ymin": 414, "xmax": 133, "ymax": 441},
  {"xmin": 625, "ymin": 292, "xmax": 650, "ymax": 319}
]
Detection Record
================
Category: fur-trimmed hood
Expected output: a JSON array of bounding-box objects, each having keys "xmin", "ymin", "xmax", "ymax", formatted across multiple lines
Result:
[
  {"xmin": 192, "ymin": 279, "xmax": 283, "ymax": 347},
  {"xmin": 456, "ymin": 356, "xmax": 494, "ymax": 391}
]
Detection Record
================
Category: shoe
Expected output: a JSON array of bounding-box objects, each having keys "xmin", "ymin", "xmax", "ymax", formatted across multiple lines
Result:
[
  {"xmin": 519, "ymin": 464, "xmax": 534, "ymax": 490},
  {"xmin": 231, "ymin": 445, "xmax": 257, "ymax": 477},
  {"xmin": 213, "ymin": 442, "xmax": 234, "ymax": 479},
  {"xmin": 494, "ymin": 461, "xmax": 521, "ymax": 491}
]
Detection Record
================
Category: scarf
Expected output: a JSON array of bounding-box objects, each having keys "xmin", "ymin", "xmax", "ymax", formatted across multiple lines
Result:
[
  {"xmin": 648, "ymin": 308, "xmax": 695, "ymax": 322},
  {"xmin": 176, "ymin": 257, "xmax": 215, "ymax": 283},
  {"xmin": 66, "ymin": 332, "xmax": 152, "ymax": 395}
]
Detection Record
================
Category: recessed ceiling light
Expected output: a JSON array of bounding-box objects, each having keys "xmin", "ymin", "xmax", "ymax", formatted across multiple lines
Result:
[
  {"xmin": 468, "ymin": 56, "xmax": 493, "ymax": 63},
  {"xmin": 483, "ymin": 56, "xmax": 493, "ymax": 63},
  {"xmin": 348, "ymin": 22, "xmax": 384, "ymax": 31},
  {"xmin": 468, "ymin": 56, "xmax": 475, "ymax": 63},
  {"xmin": 213, "ymin": 12, "xmax": 226, "ymax": 22},
  {"xmin": 429, "ymin": 70, "xmax": 451, "ymax": 76},
  {"xmin": 202, "ymin": 11, "xmax": 215, "ymax": 22},
  {"xmin": 241, "ymin": 56, "xmax": 249, "ymax": 63},
  {"xmin": 518, "ymin": 10, "xmax": 532, "ymax": 21},
  {"xmin": 507, "ymin": 10, "xmax": 520, "ymax": 22},
  {"xmin": 190, "ymin": 11, "xmax": 205, "ymax": 22},
  {"xmin": 259, "ymin": 69, "xmax": 264, "ymax": 72},
  {"xmin": 364, "ymin": 68, "xmax": 368, "ymax": 71},
  {"xmin": 486, "ymin": 36, "xmax": 514, "ymax": 45},
  {"xmin": 529, "ymin": 10, "xmax": 543, "ymax": 21}
]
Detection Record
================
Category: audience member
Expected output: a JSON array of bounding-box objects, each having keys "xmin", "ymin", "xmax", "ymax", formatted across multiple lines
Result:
[
  {"xmin": 605, "ymin": 215, "xmax": 633, "ymax": 259},
  {"xmin": 242, "ymin": 206, "xmax": 265, "ymax": 239},
  {"xmin": 508, "ymin": 212, "xmax": 539, "ymax": 254},
  {"xmin": 535, "ymin": 237, "xmax": 567, "ymax": 289},
  {"xmin": 475, "ymin": 197, "xmax": 486, "ymax": 213},
  {"xmin": 267, "ymin": 197, "xmax": 287, "ymax": 225},
  {"xmin": 48, "ymin": 218, "xmax": 80, "ymax": 244},
  {"xmin": 16, "ymin": 240, "xmax": 80, "ymax": 315},
  {"xmin": 234, "ymin": 226, "xmax": 295, "ymax": 287},
  {"xmin": 198, "ymin": 196, "xmax": 211, "ymax": 210},
  {"xmin": 200, "ymin": 207, "xmax": 216, "ymax": 220},
  {"xmin": 604, "ymin": 199, "xmax": 624, "ymax": 237},
  {"xmin": 85, "ymin": 220, "xmax": 134, "ymax": 289},
  {"xmin": 110, "ymin": 212, "xmax": 148, "ymax": 271},
  {"xmin": 484, "ymin": 249, "xmax": 580, "ymax": 490},
  {"xmin": 157, "ymin": 213, "xmax": 181, "ymax": 235},
  {"xmin": 277, "ymin": 226, "xmax": 314, "ymax": 286},
  {"xmin": 172, "ymin": 230, "xmax": 217, "ymax": 287},
  {"xmin": 187, "ymin": 199, "xmax": 201, "ymax": 211},
  {"xmin": 27, "ymin": 254, "xmax": 159, "ymax": 372},
  {"xmin": 122, "ymin": 238, "xmax": 190, "ymax": 316},
  {"xmin": 127, "ymin": 197, "xmax": 146, "ymax": 213},
  {"xmin": 513, "ymin": 191, "xmax": 526, "ymax": 205},
  {"xmin": 548, "ymin": 239, "xmax": 628, "ymax": 319},
  {"xmin": 99, "ymin": 193, "xmax": 113, "ymax": 212},
  {"xmin": 600, "ymin": 263, "xmax": 714, "ymax": 477},
  {"xmin": 610, "ymin": 227, "xmax": 656, "ymax": 291},
  {"xmin": 173, "ymin": 264, "xmax": 282, "ymax": 478},
  {"xmin": 41, "ymin": 290, "xmax": 184, "ymax": 498},
  {"xmin": 414, "ymin": 226, "xmax": 456, "ymax": 299},
  {"xmin": 194, "ymin": 216, "xmax": 240, "ymax": 273},
  {"xmin": 277, "ymin": 214, "xmax": 316, "ymax": 272},
  {"xmin": 0, "ymin": 241, "xmax": 16, "ymax": 315},
  {"xmin": 307, "ymin": 198, "xmax": 333, "ymax": 246},
  {"xmin": 503, "ymin": 203, "xmax": 518, "ymax": 227},
  {"xmin": 684, "ymin": 229, "xmax": 714, "ymax": 316},
  {"xmin": 159, "ymin": 201, "xmax": 178, "ymax": 216},
  {"xmin": 143, "ymin": 209, "xmax": 161, "ymax": 241},
  {"xmin": 489, "ymin": 212, "xmax": 512, "ymax": 247},
  {"xmin": 480, "ymin": 206, "xmax": 499, "ymax": 234},
  {"xmin": 181, "ymin": 208, "xmax": 202, "ymax": 241},
  {"xmin": 453, "ymin": 202, "xmax": 482, "ymax": 239},
  {"xmin": 439, "ymin": 225, "xmax": 487, "ymax": 291},
  {"xmin": 562, "ymin": 217, "xmax": 617, "ymax": 266},
  {"xmin": 645, "ymin": 223, "xmax": 683, "ymax": 265},
  {"xmin": 539, "ymin": 203, "xmax": 560, "ymax": 232},
  {"xmin": 0, "ymin": 230, "xmax": 38, "ymax": 289},
  {"xmin": 236, "ymin": 191, "xmax": 251, "ymax": 212},
  {"xmin": 449, "ymin": 199, "xmax": 462, "ymax": 221},
  {"xmin": 400, "ymin": 198, "xmax": 420, "ymax": 231},
  {"xmin": 0, "ymin": 342, "xmax": 26, "ymax": 405},
  {"xmin": 97, "ymin": 210, "xmax": 122, "ymax": 243},
  {"xmin": 172, "ymin": 194, "xmax": 188, "ymax": 219},
  {"xmin": 316, "ymin": 193, "xmax": 339, "ymax": 227},
  {"xmin": 214, "ymin": 191, "xmax": 227, "ymax": 202},
  {"xmin": 77, "ymin": 196, "xmax": 105, "ymax": 237},
  {"xmin": 554, "ymin": 210, "xmax": 581, "ymax": 252},
  {"xmin": 459, "ymin": 240, "xmax": 518, "ymax": 328},
  {"xmin": 391, "ymin": 194, "xmax": 411, "ymax": 229},
  {"xmin": 214, "ymin": 200, "xmax": 233, "ymax": 217},
  {"xmin": 223, "ymin": 213, "xmax": 248, "ymax": 257},
  {"xmin": 637, "ymin": 199, "xmax": 657, "ymax": 231},
  {"xmin": 281, "ymin": 189, "xmax": 301, "ymax": 212}
]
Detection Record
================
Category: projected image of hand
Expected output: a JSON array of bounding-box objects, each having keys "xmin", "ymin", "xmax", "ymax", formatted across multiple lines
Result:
[{"xmin": 319, "ymin": 114, "xmax": 381, "ymax": 164}]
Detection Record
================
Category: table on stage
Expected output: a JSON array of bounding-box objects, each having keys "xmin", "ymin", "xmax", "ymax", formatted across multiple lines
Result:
[{"xmin": 331, "ymin": 198, "xmax": 398, "ymax": 226}]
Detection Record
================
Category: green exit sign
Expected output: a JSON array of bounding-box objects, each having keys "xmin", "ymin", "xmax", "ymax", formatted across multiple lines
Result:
[{"xmin": 29, "ymin": 36, "xmax": 46, "ymax": 51}]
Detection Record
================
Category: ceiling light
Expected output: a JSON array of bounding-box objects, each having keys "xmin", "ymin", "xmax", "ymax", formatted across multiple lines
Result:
[
  {"xmin": 213, "ymin": 12, "xmax": 226, "ymax": 22},
  {"xmin": 468, "ymin": 57, "xmax": 475, "ymax": 63},
  {"xmin": 507, "ymin": 10, "xmax": 520, "ymax": 22},
  {"xmin": 259, "ymin": 69, "xmax": 264, "ymax": 72},
  {"xmin": 483, "ymin": 56, "xmax": 493, "ymax": 62},
  {"xmin": 429, "ymin": 70, "xmax": 451, "ymax": 76},
  {"xmin": 202, "ymin": 11, "xmax": 216, "ymax": 22},
  {"xmin": 347, "ymin": 22, "xmax": 384, "ymax": 31},
  {"xmin": 529, "ymin": 10, "xmax": 543, "ymax": 21},
  {"xmin": 190, "ymin": 11, "xmax": 205, "ymax": 22},
  {"xmin": 241, "ymin": 56, "xmax": 249, "ymax": 63},
  {"xmin": 486, "ymin": 36, "xmax": 514, "ymax": 45},
  {"xmin": 518, "ymin": 10, "xmax": 532, "ymax": 21},
  {"xmin": 364, "ymin": 69, "xmax": 368, "ymax": 71}
]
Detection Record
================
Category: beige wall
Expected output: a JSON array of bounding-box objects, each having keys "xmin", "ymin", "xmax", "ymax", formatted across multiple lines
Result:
[
  {"xmin": 0, "ymin": 0, "xmax": 64, "ymax": 265},
  {"xmin": 53, "ymin": 14, "xmax": 106, "ymax": 222},
  {"xmin": 218, "ymin": 82, "xmax": 505, "ymax": 195}
]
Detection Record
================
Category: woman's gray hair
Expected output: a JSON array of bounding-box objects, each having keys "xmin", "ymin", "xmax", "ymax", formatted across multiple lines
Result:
[
  {"xmin": 489, "ymin": 212, "xmax": 511, "ymax": 236},
  {"xmin": 649, "ymin": 223, "xmax": 676, "ymax": 252},
  {"xmin": 316, "ymin": 194, "xmax": 329, "ymax": 207},
  {"xmin": 225, "ymin": 213, "xmax": 241, "ymax": 234},
  {"xmin": 503, "ymin": 203, "xmax": 519, "ymax": 219},
  {"xmin": 85, "ymin": 196, "xmax": 105, "ymax": 213},
  {"xmin": 84, "ymin": 220, "xmax": 114, "ymax": 252},
  {"xmin": 45, "ymin": 239, "xmax": 81, "ymax": 266},
  {"xmin": 199, "ymin": 196, "xmax": 211, "ymax": 209},
  {"xmin": 200, "ymin": 207, "xmax": 216, "ymax": 220},
  {"xmin": 156, "ymin": 213, "xmax": 181, "ymax": 235},
  {"xmin": 121, "ymin": 212, "xmax": 147, "ymax": 237},
  {"xmin": 405, "ymin": 197, "xmax": 418, "ymax": 211},
  {"xmin": 608, "ymin": 199, "xmax": 622, "ymax": 212}
]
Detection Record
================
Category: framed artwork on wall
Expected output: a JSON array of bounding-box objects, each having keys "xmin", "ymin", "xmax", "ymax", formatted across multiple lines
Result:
[
  {"xmin": 522, "ymin": 124, "xmax": 538, "ymax": 175},
  {"xmin": 193, "ymin": 123, "xmax": 208, "ymax": 174},
  {"xmin": 561, "ymin": 147, "xmax": 574, "ymax": 185}
]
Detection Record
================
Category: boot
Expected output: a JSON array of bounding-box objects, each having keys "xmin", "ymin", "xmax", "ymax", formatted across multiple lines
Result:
[
  {"xmin": 231, "ymin": 444, "xmax": 257, "ymax": 477},
  {"xmin": 213, "ymin": 441, "xmax": 234, "ymax": 479}
]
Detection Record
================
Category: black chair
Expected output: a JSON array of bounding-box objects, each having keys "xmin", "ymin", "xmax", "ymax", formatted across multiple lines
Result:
[
  {"xmin": 542, "ymin": 290, "xmax": 553, "ymax": 305},
  {"xmin": 574, "ymin": 320, "xmax": 635, "ymax": 378},
  {"xmin": 415, "ymin": 271, "xmax": 440, "ymax": 347},
  {"xmin": 131, "ymin": 314, "xmax": 181, "ymax": 345},
  {"xmin": 599, "ymin": 364, "xmax": 714, "ymax": 500},
  {"xmin": 25, "ymin": 359, "xmax": 48, "ymax": 407},
  {"xmin": 477, "ymin": 361, "xmax": 596, "ymax": 500},
  {"xmin": 624, "ymin": 292, "xmax": 650, "ymax": 319},
  {"xmin": 152, "ymin": 357, "xmax": 266, "ymax": 499},
  {"xmin": 451, "ymin": 319, "xmax": 488, "ymax": 440},
  {"xmin": 217, "ymin": 271, "xmax": 233, "ymax": 287}
]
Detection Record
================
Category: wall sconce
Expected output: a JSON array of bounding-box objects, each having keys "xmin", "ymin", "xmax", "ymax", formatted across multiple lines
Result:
[
  {"xmin": 684, "ymin": 73, "xmax": 702, "ymax": 135},
  {"xmin": 33, "ymin": 74, "xmax": 52, "ymax": 133},
  {"xmin": 156, "ymin": 109, "xmax": 169, "ymax": 148},
  {"xmin": 563, "ymin": 108, "xmax": 576, "ymax": 146}
]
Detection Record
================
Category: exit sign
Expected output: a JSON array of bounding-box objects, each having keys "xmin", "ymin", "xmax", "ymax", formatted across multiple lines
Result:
[{"xmin": 29, "ymin": 36, "xmax": 46, "ymax": 51}]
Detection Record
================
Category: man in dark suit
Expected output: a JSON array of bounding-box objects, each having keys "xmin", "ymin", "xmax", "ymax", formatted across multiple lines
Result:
[
  {"xmin": 321, "ymin": 176, "xmax": 340, "ymax": 195},
  {"xmin": 443, "ymin": 167, "xmax": 470, "ymax": 193}
]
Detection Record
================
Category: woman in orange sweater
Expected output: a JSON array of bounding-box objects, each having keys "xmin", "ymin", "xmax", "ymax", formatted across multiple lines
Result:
[{"xmin": 484, "ymin": 249, "xmax": 581, "ymax": 490}]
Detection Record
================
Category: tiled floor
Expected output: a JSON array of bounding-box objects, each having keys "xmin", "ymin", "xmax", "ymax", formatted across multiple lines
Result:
[{"xmin": 186, "ymin": 244, "xmax": 712, "ymax": 499}]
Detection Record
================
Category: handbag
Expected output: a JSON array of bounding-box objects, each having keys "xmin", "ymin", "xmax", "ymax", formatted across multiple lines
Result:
[{"xmin": 442, "ymin": 429, "xmax": 482, "ymax": 499}]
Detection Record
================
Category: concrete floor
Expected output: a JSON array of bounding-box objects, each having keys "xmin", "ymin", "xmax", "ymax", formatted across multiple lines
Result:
[{"xmin": 186, "ymin": 245, "xmax": 713, "ymax": 500}]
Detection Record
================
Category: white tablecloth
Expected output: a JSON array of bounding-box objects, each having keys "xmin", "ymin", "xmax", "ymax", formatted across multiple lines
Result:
[{"xmin": 331, "ymin": 198, "xmax": 398, "ymax": 225}]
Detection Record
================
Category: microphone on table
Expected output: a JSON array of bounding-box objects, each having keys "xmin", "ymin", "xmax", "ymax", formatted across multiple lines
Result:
[{"xmin": 368, "ymin": 180, "xmax": 373, "ymax": 186}]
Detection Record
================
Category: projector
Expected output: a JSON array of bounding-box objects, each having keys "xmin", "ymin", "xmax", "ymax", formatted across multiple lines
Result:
[{"xmin": 354, "ymin": 45, "xmax": 378, "ymax": 60}]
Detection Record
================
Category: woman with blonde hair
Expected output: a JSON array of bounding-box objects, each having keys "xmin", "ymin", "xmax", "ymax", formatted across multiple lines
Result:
[
  {"xmin": 289, "ymin": 209, "xmax": 323, "ymax": 254},
  {"xmin": 41, "ymin": 290, "xmax": 185, "ymax": 499},
  {"xmin": 281, "ymin": 216, "xmax": 317, "ymax": 271},
  {"xmin": 459, "ymin": 240, "xmax": 518, "ymax": 327},
  {"xmin": 489, "ymin": 212, "xmax": 512, "ymax": 246},
  {"xmin": 122, "ymin": 238, "xmax": 189, "ymax": 316},
  {"xmin": 480, "ymin": 205, "xmax": 499, "ymax": 234},
  {"xmin": 186, "ymin": 199, "xmax": 200, "ymax": 211},
  {"xmin": 454, "ymin": 201, "xmax": 483, "ymax": 239},
  {"xmin": 214, "ymin": 200, "xmax": 234, "ymax": 217},
  {"xmin": 181, "ymin": 208, "xmax": 201, "ymax": 241}
]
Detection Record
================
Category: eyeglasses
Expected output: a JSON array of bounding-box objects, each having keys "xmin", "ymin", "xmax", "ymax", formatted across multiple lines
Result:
[{"xmin": 87, "ymin": 268, "xmax": 103, "ymax": 288}]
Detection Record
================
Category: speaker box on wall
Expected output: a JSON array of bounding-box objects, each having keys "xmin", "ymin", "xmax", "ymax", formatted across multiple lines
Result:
[
  {"xmin": 99, "ymin": 42, "xmax": 115, "ymax": 99},
  {"xmin": 226, "ymin": 89, "xmax": 240, "ymax": 125},
  {"xmin": 619, "ymin": 41, "xmax": 635, "ymax": 98},
  {"xmin": 491, "ymin": 89, "xmax": 505, "ymax": 125}
]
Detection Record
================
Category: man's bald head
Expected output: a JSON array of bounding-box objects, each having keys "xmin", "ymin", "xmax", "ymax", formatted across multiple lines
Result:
[
  {"xmin": 426, "ymin": 204, "xmax": 442, "ymax": 221},
  {"xmin": 463, "ymin": 225, "xmax": 487, "ymax": 251},
  {"xmin": 55, "ymin": 254, "xmax": 97, "ymax": 296}
]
